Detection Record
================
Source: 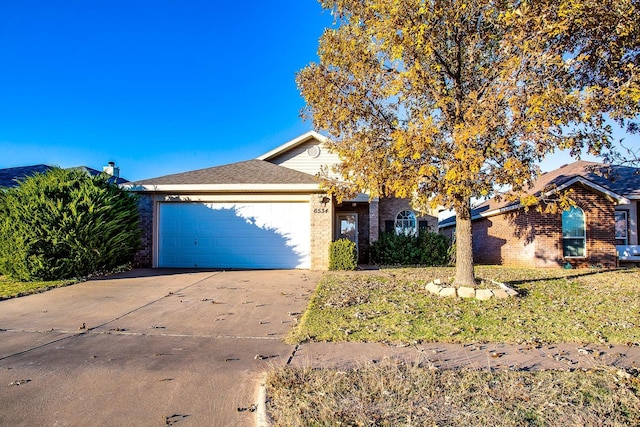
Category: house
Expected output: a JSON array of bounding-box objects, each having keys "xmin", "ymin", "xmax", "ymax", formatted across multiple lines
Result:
[
  {"xmin": 439, "ymin": 161, "xmax": 640, "ymax": 268},
  {"xmin": 126, "ymin": 131, "xmax": 438, "ymax": 270},
  {"xmin": 0, "ymin": 162, "xmax": 128, "ymax": 188}
]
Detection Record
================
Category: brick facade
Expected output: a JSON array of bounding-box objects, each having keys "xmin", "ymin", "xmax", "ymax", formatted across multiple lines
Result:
[
  {"xmin": 471, "ymin": 184, "xmax": 617, "ymax": 268},
  {"xmin": 133, "ymin": 194, "xmax": 154, "ymax": 267},
  {"xmin": 310, "ymin": 194, "xmax": 333, "ymax": 270},
  {"xmin": 378, "ymin": 197, "xmax": 439, "ymax": 232}
]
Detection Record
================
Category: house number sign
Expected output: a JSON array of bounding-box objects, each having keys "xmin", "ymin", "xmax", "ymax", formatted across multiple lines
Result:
[{"xmin": 313, "ymin": 208, "xmax": 329, "ymax": 214}]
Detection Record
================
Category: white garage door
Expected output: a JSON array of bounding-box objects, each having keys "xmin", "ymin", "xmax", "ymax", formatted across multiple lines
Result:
[{"xmin": 158, "ymin": 202, "xmax": 310, "ymax": 269}]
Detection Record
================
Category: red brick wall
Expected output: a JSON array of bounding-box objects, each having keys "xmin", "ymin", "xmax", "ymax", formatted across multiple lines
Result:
[
  {"xmin": 473, "ymin": 211, "xmax": 536, "ymax": 267},
  {"xmin": 310, "ymin": 193, "xmax": 333, "ymax": 270},
  {"xmin": 471, "ymin": 184, "xmax": 617, "ymax": 268},
  {"xmin": 378, "ymin": 197, "xmax": 438, "ymax": 232},
  {"xmin": 133, "ymin": 194, "xmax": 154, "ymax": 267}
]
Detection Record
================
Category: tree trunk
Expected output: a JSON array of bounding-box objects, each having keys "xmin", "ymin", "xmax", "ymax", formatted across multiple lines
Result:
[{"xmin": 453, "ymin": 200, "xmax": 476, "ymax": 288}]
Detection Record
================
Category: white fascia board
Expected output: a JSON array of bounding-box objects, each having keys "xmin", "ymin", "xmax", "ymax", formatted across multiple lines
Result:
[
  {"xmin": 550, "ymin": 177, "xmax": 630, "ymax": 205},
  {"xmin": 256, "ymin": 131, "xmax": 328, "ymax": 161},
  {"xmin": 154, "ymin": 194, "xmax": 312, "ymax": 203},
  {"xmin": 124, "ymin": 183, "xmax": 322, "ymax": 193},
  {"xmin": 471, "ymin": 203, "xmax": 522, "ymax": 221},
  {"xmin": 344, "ymin": 193, "xmax": 374, "ymax": 203}
]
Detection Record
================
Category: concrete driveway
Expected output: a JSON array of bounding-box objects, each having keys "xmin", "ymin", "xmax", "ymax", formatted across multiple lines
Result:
[{"xmin": 0, "ymin": 269, "xmax": 320, "ymax": 427}]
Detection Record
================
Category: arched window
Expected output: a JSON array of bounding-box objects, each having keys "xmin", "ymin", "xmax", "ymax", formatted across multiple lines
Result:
[
  {"xmin": 395, "ymin": 210, "xmax": 417, "ymax": 235},
  {"xmin": 562, "ymin": 206, "xmax": 586, "ymax": 257}
]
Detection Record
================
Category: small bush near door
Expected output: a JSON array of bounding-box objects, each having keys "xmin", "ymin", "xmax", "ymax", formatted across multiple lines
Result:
[
  {"xmin": 371, "ymin": 230, "xmax": 450, "ymax": 266},
  {"xmin": 329, "ymin": 239, "xmax": 358, "ymax": 270}
]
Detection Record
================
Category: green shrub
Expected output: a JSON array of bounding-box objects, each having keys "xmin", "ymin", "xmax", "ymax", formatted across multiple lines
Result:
[
  {"xmin": 0, "ymin": 168, "xmax": 141, "ymax": 281},
  {"xmin": 329, "ymin": 238, "xmax": 358, "ymax": 270},
  {"xmin": 370, "ymin": 230, "xmax": 450, "ymax": 266}
]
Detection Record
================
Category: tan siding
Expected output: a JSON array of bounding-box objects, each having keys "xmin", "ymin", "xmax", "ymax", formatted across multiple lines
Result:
[{"xmin": 268, "ymin": 140, "xmax": 341, "ymax": 177}]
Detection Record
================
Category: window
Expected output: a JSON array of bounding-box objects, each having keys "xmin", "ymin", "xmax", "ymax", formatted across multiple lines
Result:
[
  {"xmin": 615, "ymin": 211, "xmax": 628, "ymax": 245},
  {"xmin": 395, "ymin": 210, "xmax": 417, "ymax": 235},
  {"xmin": 562, "ymin": 206, "xmax": 586, "ymax": 257}
]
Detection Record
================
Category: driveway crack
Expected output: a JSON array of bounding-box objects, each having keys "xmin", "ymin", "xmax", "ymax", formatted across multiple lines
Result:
[{"xmin": 286, "ymin": 344, "xmax": 300, "ymax": 365}]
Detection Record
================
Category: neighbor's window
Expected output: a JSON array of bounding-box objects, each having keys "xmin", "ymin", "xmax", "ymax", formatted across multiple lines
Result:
[
  {"xmin": 615, "ymin": 210, "xmax": 628, "ymax": 246},
  {"xmin": 395, "ymin": 210, "xmax": 417, "ymax": 235},
  {"xmin": 562, "ymin": 206, "xmax": 586, "ymax": 257}
]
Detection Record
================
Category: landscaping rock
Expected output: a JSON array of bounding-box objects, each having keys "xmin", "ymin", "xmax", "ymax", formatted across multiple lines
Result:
[
  {"xmin": 492, "ymin": 289, "xmax": 509, "ymax": 299},
  {"xmin": 504, "ymin": 288, "xmax": 519, "ymax": 297},
  {"xmin": 425, "ymin": 282, "xmax": 443, "ymax": 295},
  {"xmin": 457, "ymin": 287, "xmax": 476, "ymax": 298},
  {"xmin": 475, "ymin": 289, "xmax": 494, "ymax": 301},
  {"xmin": 439, "ymin": 287, "xmax": 457, "ymax": 297}
]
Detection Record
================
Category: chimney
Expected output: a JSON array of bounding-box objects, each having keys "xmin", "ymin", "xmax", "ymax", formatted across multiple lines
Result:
[{"xmin": 103, "ymin": 161, "xmax": 120, "ymax": 179}]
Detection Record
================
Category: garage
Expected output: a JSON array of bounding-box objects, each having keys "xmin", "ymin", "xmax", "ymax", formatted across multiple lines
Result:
[{"xmin": 158, "ymin": 202, "xmax": 311, "ymax": 269}]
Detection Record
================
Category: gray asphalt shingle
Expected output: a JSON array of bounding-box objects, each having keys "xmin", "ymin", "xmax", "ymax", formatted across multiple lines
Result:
[
  {"xmin": 130, "ymin": 159, "xmax": 318, "ymax": 186},
  {"xmin": 440, "ymin": 161, "xmax": 640, "ymax": 226}
]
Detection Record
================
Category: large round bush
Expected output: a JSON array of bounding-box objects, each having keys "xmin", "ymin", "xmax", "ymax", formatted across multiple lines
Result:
[{"xmin": 0, "ymin": 168, "xmax": 140, "ymax": 281}]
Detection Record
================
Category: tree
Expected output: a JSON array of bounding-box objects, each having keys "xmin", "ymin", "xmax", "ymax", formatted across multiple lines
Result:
[
  {"xmin": 297, "ymin": 0, "xmax": 639, "ymax": 286},
  {"xmin": 0, "ymin": 168, "xmax": 141, "ymax": 281}
]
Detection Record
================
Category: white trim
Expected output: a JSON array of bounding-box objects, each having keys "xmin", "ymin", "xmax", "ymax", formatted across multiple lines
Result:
[
  {"xmin": 153, "ymin": 194, "xmax": 312, "ymax": 203},
  {"xmin": 395, "ymin": 209, "xmax": 418, "ymax": 235},
  {"xmin": 344, "ymin": 193, "xmax": 374, "ymax": 203},
  {"xmin": 548, "ymin": 176, "xmax": 629, "ymax": 204},
  {"xmin": 562, "ymin": 206, "xmax": 587, "ymax": 258},
  {"xmin": 257, "ymin": 131, "xmax": 328, "ymax": 161},
  {"xmin": 615, "ymin": 210, "xmax": 629, "ymax": 244},
  {"xmin": 124, "ymin": 183, "xmax": 321, "ymax": 193}
]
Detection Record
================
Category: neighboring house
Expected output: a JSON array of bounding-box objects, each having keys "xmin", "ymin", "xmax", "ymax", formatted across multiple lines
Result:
[
  {"xmin": 439, "ymin": 161, "xmax": 640, "ymax": 268},
  {"xmin": 126, "ymin": 131, "xmax": 438, "ymax": 270},
  {"xmin": 0, "ymin": 162, "xmax": 128, "ymax": 188}
]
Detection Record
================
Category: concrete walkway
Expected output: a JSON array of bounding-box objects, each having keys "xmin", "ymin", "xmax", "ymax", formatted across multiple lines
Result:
[
  {"xmin": 2, "ymin": 270, "xmax": 639, "ymax": 427},
  {"xmin": 291, "ymin": 341, "xmax": 640, "ymax": 371}
]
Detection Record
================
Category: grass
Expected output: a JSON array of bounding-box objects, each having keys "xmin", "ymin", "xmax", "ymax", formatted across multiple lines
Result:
[
  {"xmin": 268, "ymin": 267, "xmax": 640, "ymax": 425},
  {"xmin": 287, "ymin": 266, "xmax": 640, "ymax": 345},
  {"xmin": 0, "ymin": 275, "xmax": 77, "ymax": 300},
  {"xmin": 266, "ymin": 361, "xmax": 640, "ymax": 426}
]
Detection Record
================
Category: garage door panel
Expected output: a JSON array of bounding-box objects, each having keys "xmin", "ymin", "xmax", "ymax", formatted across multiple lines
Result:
[{"xmin": 158, "ymin": 202, "xmax": 310, "ymax": 269}]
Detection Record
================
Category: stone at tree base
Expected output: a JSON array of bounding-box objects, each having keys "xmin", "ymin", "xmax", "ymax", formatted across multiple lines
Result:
[
  {"xmin": 504, "ymin": 288, "xmax": 518, "ymax": 297},
  {"xmin": 492, "ymin": 289, "xmax": 509, "ymax": 299},
  {"xmin": 475, "ymin": 289, "xmax": 494, "ymax": 300},
  {"xmin": 439, "ymin": 287, "xmax": 457, "ymax": 297},
  {"xmin": 457, "ymin": 286, "xmax": 476, "ymax": 298},
  {"xmin": 426, "ymin": 282, "xmax": 443, "ymax": 294}
]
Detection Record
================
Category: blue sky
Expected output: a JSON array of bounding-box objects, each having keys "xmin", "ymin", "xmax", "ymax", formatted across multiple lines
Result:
[
  {"xmin": 0, "ymin": 1, "xmax": 633, "ymax": 182},
  {"xmin": 1, "ymin": 1, "xmax": 333, "ymax": 181}
]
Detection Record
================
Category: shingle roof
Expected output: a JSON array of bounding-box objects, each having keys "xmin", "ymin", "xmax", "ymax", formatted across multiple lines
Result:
[
  {"xmin": 0, "ymin": 164, "xmax": 128, "ymax": 188},
  {"xmin": 440, "ymin": 160, "xmax": 640, "ymax": 227},
  {"xmin": 130, "ymin": 159, "xmax": 318, "ymax": 186},
  {"xmin": 0, "ymin": 164, "xmax": 53, "ymax": 187}
]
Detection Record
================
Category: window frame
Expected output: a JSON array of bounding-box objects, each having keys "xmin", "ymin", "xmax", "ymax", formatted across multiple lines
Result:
[
  {"xmin": 562, "ymin": 206, "xmax": 586, "ymax": 258},
  {"xmin": 395, "ymin": 210, "xmax": 417, "ymax": 235},
  {"xmin": 615, "ymin": 210, "xmax": 629, "ymax": 246}
]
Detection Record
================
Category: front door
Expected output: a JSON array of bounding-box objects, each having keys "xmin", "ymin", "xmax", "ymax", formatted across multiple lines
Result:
[{"xmin": 336, "ymin": 213, "xmax": 358, "ymax": 245}]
